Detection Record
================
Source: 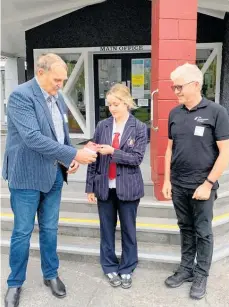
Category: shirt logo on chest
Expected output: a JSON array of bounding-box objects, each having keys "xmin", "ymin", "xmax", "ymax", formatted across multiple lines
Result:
[{"xmin": 194, "ymin": 116, "xmax": 209, "ymax": 123}]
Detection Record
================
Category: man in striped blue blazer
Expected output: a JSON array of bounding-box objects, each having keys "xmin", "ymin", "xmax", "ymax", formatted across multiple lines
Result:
[{"xmin": 2, "ymin": 53, "xmax": 97, "ymax": 307}]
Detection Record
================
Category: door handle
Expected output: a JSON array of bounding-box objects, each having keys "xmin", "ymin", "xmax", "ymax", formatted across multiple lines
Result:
[{"xmin": 151, "ymin": 89, "xmax": 159, "ymax": 131}]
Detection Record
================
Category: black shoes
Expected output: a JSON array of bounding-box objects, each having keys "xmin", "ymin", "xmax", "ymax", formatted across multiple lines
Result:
[
  {"xmin": 190, "ymin": 274, "xmax": 207, "ymax": 300},
  {"xmin": 4, "ymin": 287, "xmax": 21, "ymax": 307},
  {"xmin": 105, "ymin": 272, "xmax": 132, "ymax": 288},
  {"xmin": 165, "ymin": 269, "xmax": 194, "ymax": 288},
  {"xmin": 120, "ymin": 274, "xmax": 132, "ymax": 289},
  {"xmin": 165, "ymin": 269, "xmax": 208, "ymax": 300},
  {"xmin": 106, "ymin": 272, "xmax": 122, "ymax": 287},
  {"xmin": 44, "ymin": 277, "xmax": 66, "ymax": 298}
]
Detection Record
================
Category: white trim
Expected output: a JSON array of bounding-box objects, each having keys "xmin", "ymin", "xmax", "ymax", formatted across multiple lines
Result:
[
  {"xmin": 197, "ymin": 8, "xmax": 225, "ymax": 19},
  {"xmin": 34, "ymin": 46, "xmax": 151, "ymax": 139},
  {"xmin": 201, "ymin": 48, "xmax": 218, "ymax": 75},
  {"xmin": 197, "ymin": 43, "xmax": 222, "ymax": 104},
  {"xmin": 62, "ymin": 52, "xmax": 87, "ymax": 134},
  {"xmin": 63, "ymin": 53, "xmax": 84, "ymax": 93},
  {"xmin": 196, "ymin": 43, "xmax": 222, "ymax": 49},
  {"xmin": 198, "ymin": 0, "xmax": 229, "ymax": 13},
  {"xmin": 34, "ymin": 42, "xmax": 223, "ymax": 138},
  {"xmin": 84, "ymin": 51, "xmax": 96, "ymax": 138},
  {"xmin": 61, "ymin": 91, "xmax": 86, "ymax": 133},
  {"xmin": 215, "ymin": 44, "xmax": 223, "ymax": 104}
]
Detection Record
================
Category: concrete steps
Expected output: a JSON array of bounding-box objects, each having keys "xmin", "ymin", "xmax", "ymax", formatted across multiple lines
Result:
[
  {"xmin": 1, "ymin": 208, "xmax": 229, "ymax": 245},
  {"xmin": 1, "ymin": 167, "xmax": 228, "ymax": 267},
  {"xmin": 0, "ymin": 184, "xmax": 228, "ymax": 219},
  {"xmin": 1, "ymin": 171, "xmax": 227, "ymax": 196},
  {"xmin": 1, "ymin": 230, "xmax": 228, "ymax": 269}
]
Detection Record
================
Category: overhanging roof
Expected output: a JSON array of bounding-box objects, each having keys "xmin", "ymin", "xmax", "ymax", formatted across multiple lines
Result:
[
  {"xmin": 198, "ymin": 0, "xmax": 229, "ymax": 19},
  {"xmin": 1, "ymin": 0, "xmax": 228, "ymax": 58},
  {"xmin": 1, "ymin": 0, "xmax": 105, "ymax": 57}
]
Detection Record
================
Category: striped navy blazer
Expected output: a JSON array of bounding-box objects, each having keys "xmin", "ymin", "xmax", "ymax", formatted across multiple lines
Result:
[
  {"xmin": 86, "ymin": 114, "xmax": 148, "ymax": 201},
  {"xmin": 2, "ymin": 78, "xmax": 76, "ymax": 193}
]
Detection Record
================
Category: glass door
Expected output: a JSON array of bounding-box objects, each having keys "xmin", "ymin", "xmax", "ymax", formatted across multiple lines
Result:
[
  {"xmin": 94, "ymin": 53, "xmax": 151, "ymax": 127},
  {"xmin": 94, "ymin": 55, "xmax": 123, "ymax": 123}
]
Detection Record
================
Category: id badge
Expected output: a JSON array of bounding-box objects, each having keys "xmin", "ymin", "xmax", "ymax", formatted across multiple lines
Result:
[{"xmin": 194, "ymin": 126, "xmax": 205, "ymax": 137}]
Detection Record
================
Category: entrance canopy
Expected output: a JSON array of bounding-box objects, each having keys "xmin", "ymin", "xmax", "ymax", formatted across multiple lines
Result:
[
  {"xmin": 1, "ymin": 0, "xmax": 106, "ymax": 57},
  {"xmin": 1, "ymin": 0, "xmax": 228, "ymax": 57}
]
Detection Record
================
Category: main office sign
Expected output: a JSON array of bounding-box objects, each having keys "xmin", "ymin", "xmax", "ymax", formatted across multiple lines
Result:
[{"xmin": 100, "ymin": 45, "xmax": 148, "ymax": 52}]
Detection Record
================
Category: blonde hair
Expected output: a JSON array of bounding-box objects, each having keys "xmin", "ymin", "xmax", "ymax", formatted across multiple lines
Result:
[
  {"xmin": 106, "ymin": 83, "xmax": 137, "ymax": 110},
  {"xmin": 170, "ymin": 63, "xmax": 203, "ymax": 88},
  {"xmin": 35, "ymin": 53, "xmax": 67, "ymax": 74}
]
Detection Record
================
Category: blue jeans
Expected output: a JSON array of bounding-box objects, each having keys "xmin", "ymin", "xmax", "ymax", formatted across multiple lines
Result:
[{"xmin": 7, "ymin": 166, "xmax": 64, "ymax": 287}]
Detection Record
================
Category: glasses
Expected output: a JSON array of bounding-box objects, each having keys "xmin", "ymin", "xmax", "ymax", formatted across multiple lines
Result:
[{"xmin": 171, "ymin": 81, "xmax": 195, "ymax": 92}]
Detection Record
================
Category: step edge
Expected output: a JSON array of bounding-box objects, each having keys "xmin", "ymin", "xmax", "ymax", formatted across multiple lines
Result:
[
  {"xmin": 0, "ymin": 240, "xmax": 186, "ymax": 264},
  {"xmin": 1, "ymin": 239, "xmax": 228, "ymax": 264},
  {"xmin": 1, "ymin": 215, "xmax": 228, "ymax": 233},
  {"xmin": 1, "ymin": 191, "xmax": 228, "ymax": 203}
]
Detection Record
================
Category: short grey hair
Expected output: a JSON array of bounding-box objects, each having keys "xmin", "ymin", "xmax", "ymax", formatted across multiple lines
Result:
[
  {"xmin": 35, "ymin": 53, "xmax": 67, "ymax": 74},
  {"xmin": 170, "ymin": 63, "xmax": 203, "ymax": 88}
]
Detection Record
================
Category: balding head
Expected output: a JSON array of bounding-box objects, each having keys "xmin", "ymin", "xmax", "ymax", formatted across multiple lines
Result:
[
  {"xmin": 35, "ymin": 53, "xmax": 67, "ymax": 73},
  {"xmin": 35, "ymin": 53, "xmax": 68, "ymax": 96}
]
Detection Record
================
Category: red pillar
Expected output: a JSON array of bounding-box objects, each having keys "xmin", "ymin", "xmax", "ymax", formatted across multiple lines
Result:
[{"xmin": 150, "ymin": 0, "xmax": 198, "ymax": 200}]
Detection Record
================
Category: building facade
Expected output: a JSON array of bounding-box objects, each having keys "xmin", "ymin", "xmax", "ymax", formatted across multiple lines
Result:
[{"xmin": 15, "ymin": 0, "xmax": 229, "ymax": 198}]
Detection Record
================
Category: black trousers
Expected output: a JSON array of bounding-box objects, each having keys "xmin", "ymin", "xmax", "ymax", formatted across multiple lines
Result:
[
  {"xmin": 97, "ymin": 189, "xmax": 139, "ymax": 275},
  {"xmin": 172, "ymin": 184, "xmax": 216, "ymax": 277}
]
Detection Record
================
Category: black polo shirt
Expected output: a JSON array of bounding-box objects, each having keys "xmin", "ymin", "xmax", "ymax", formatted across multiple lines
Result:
[{"xmin": 168, "ymin": 97, "xmax": 229, "ymax": 189}]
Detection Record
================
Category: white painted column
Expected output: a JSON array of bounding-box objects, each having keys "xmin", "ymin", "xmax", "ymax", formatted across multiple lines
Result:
[
  {"xmin": 84, "ymin": 51, "xmax": 95, "ymax": 138},
  {"xmin": 5, "ymin": 58, "xmax": 19, "ymax": 102},
  {"xmin": 4, "ymin": 57, "xmax": 25, "ymax": 125}
]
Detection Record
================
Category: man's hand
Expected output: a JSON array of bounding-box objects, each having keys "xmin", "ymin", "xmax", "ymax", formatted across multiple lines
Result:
[
  {"xmin": 98, "ymin": 145, "xmax": 114, "ymax": 155},
  {"xmin": 75, "ymin": 149, "xmax": 97, "ymax": 164},
  {"xmin": 192, "ymin": 181, "xmax": 212, "ymax": 200},
  {"xmin": 162, "ymin": 180, "xmax": 172, "ymax": 200},
  {"xmin": 87, "ymin": 193, "xmax": 97, "ymax": 204},
  {"xmin": 67, "ymin": 160, "xmax": 80, "ymax": 174}
]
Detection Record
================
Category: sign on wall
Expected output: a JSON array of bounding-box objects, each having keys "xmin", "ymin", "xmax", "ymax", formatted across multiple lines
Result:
[
  {"xmin": 100, "ymin": 45, "xmax": 144, "ymax": 52},
  {"xmin": 131, "ymin": 58, "xmax": 151, "ymax": 99},
  {"xmin": 131, "ymin": 59, "xmax": 144, "ymax": 98}
]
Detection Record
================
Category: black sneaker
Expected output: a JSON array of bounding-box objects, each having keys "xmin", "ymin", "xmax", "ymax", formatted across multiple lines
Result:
[
  {"xmin": 120, "ymin": 274, "xmax": 132, "ymax": 289},
  {"xmin": 106, "ymin": 272, "xmax": 121, "ymax": 287},
  {"xmin": 190, "ymin": 274, "xmax": 207, "ymax": 300},
  {"xmin": 165, "ymin": 269, "xmax": 194, "ymax": 288}
]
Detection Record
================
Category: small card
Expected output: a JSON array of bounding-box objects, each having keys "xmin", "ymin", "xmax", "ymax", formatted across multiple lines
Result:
[
  {"xmin": 84, "ymin": 141, "xmax": 100, "ymax": 153},
  {"xmin": 63, "ymin": 114, "xmax": 68, "ymax": 123},
  {"xmin": 194, "ymin": 126, "xmax": 205, "ymax": 137}
]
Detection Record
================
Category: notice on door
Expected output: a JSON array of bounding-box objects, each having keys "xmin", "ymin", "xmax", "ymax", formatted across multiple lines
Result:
[{"xmin": 131, "ymin": 59, "xmax": 144, "ymax": 98}]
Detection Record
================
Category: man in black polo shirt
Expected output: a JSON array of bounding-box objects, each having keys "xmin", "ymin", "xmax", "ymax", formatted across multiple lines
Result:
[{"xmin": 162, "ymin": 63, "xmax": 229, "ymax": 300}]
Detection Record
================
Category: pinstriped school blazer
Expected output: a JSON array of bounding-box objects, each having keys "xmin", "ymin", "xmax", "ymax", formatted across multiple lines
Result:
[
  {"xmin": 86, "ymin": 114, "xmax": 148, "ymax": 201},
  {"xmin": 2, "ymin": 78, "xmax": 76, "ymax": 193}
]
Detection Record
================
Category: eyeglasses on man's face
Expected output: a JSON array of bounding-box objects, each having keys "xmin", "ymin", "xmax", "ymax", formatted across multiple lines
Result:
[{"xmin": 171, "ymin": 81, "xmax": 195, "ymax": 92}]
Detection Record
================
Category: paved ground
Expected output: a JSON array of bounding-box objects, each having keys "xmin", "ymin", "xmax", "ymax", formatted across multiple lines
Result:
[{"xmin": 1, "ymin": 254, "xmax": 229, "ymax": 307}]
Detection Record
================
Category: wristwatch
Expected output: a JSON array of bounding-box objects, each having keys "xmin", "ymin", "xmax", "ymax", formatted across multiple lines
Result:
[{"xmin": 206, "ymin": 178, "xmax": 215, "ymax": 185}]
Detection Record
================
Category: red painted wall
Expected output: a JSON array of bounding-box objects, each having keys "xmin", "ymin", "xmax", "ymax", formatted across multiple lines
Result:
[{"xmin": 150, "ymin": 0, "xmax": 198, "ymax": 200}]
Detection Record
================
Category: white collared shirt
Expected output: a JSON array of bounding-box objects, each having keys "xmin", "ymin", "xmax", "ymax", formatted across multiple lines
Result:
[
  {"xmin": 109, "ymin": 115, "xmax": 129, "ymax": 189},
  {"xmin": 35, "ymin": 77, "xmax": 65, "ymax": 144}
]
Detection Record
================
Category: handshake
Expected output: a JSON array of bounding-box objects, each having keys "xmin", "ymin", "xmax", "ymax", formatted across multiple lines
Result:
[
  {"xmin": 75, "ymin": 141, "xmax": 100, "ymax": 164},
  {"xmin": 68, "ymin": 142, "xmax": 114, "ymax": 174}
]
